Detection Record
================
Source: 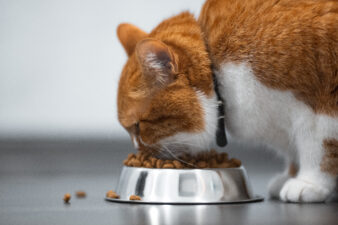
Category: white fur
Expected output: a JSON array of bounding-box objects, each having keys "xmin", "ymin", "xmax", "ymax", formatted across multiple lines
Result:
[
  {"xmin": 216, "ymin": 62, "xmax": 337, "ymax": 202},
  {"xmin": 159, "ymin": 90, "xmax": 218, "ymax": 154}
]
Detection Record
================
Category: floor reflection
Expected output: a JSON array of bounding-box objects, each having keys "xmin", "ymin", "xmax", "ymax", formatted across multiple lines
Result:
[
  {"xmin": 108, "ymin": 198, "xmax": 338, "ymax": 225},
  {"xmin": 112, "ymin": 203, "xmax": 251, "ymax": 225}
]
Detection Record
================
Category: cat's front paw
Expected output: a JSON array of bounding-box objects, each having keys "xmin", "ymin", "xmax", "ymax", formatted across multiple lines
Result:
[{"xmin": 280, "ymin": 178, "xmax": 330, "ymax": 202}]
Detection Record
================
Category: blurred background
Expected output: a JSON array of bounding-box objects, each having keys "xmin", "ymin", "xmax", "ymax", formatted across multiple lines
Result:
[{"xmin": 0, "ymin": 0, "xmax": 206, "ymax": 141}]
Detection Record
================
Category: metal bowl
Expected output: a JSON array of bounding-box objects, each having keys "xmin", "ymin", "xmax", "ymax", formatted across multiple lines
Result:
[{"xmin": 106, "ymin": 166, "xmax": 263, "ymax": 204}]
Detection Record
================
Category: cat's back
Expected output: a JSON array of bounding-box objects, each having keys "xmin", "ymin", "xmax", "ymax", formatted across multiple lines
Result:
[{"xmin": 199, "ymin": 0, "xmax": 338, "ymax": 116}]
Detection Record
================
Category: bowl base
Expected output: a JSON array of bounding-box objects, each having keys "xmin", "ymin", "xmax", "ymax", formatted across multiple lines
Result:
[{"xmin": 105, "ymin": 195, "xmax": 264, "ymax": 205}]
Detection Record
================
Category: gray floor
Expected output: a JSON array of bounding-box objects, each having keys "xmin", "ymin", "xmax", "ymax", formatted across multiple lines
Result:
[{"xmin": 0, "ymin": 140, "xmax": 337, "ymax": 225}]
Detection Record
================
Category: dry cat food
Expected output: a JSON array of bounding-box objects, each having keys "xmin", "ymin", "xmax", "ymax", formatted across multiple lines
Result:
[
  {"xmin": 123, "ymin": 149, "xmax": 241, "ymax": 169},
  {"xmin": 106, "ymin": 190, "xmax": 120, "ymax": 199},
  {"xmin": 129, "ymin": 195, "xmax": 141, "ymax": 201},
  {"xmin": 75, "ymin": 191, "xmax": 86, "ymax": 198},
  {"xmin": 63, "ymin": 193, "xmax": 71, "ymax": 203}
]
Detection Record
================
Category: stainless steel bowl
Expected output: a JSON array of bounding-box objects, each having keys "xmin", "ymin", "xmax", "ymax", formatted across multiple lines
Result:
[{"xmin": 106, "ymin": 166, "xmax": 263, "ymax": 204}]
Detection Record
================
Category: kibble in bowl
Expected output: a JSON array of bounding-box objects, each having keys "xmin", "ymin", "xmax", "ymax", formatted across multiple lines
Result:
[{"xmin": 123, "ymin": 149, "xmax": 241, "ymax": 169}]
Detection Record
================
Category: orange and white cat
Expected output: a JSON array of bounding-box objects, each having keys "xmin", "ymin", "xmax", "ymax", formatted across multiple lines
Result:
[{"xmin": 116, "ymin": 0, "xmax": 337, "ymax": 202}]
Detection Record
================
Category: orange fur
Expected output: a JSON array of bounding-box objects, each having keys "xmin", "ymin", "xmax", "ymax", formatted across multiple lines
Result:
[{"xmin": 199, "ymin": 0, "xmax": 338, "ymax": 116}]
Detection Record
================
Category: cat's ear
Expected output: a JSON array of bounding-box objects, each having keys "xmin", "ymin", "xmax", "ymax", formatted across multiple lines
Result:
[
  {"xmin": 136, "ymin": 38, "xmax": 178, "ymax": 88},
  {"xmin": 117, "ymin": 23, "xmax": 147, "ymax": 56}
]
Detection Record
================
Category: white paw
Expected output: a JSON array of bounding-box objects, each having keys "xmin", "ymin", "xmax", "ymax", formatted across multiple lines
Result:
[
  {"xmin": 280, "ymin": 178, "xmax": 330, "ymax": 202},
  {"xmin": 268, "ymin": 174, "xmax": 290, "ymax": 199}
]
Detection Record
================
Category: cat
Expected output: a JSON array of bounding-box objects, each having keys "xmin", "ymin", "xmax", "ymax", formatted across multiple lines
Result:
[{"xmin": 116, "ymin": 0, "xmax": 337, "ymax": 203}]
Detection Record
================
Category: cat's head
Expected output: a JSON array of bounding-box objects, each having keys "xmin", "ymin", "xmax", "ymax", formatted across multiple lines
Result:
[{"xmin": 116, "ymin": 14, "xmax": 219, "ymax": 156}]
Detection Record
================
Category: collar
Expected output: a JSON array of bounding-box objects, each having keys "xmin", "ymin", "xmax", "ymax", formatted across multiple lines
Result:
[{"xmin": 213, "ymin": 72, "xmax": 228, "ymax": 147}]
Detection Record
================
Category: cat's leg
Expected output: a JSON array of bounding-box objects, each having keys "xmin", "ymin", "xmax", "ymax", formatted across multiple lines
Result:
[
  {"xmin": 279, "ymin": 136, "xmax": 336, "ymax": 202},
  {"xmin": 268, "ymin": 162, "xmax": 298, "ymax": 199}
]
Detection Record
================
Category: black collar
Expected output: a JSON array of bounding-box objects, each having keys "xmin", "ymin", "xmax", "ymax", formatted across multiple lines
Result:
[{"xmin": 213, "ymin": 72, "xmax": 228, "ymax": 147}]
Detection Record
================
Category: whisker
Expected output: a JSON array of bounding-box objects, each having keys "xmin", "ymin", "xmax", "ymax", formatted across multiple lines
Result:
[
  {"xmin": 169, "ymin": 143, "xmax": 199, "ymax": 149},
  {"xmin": 161, "ymin": 145, "xmax": 197, "ymax": 168},
  {"xmin": 163, "ymin": 141, "xmax": 202, "ymax": 149},
  {"xmin": 165, "ymin": 141, "xmax": 212, "ymax": 151},
  {"xmin": 151, "ymin": 145, "xmax": 171, "ymax": 158}
]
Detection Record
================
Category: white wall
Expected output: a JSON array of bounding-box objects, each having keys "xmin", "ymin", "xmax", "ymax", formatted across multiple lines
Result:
[{"xmin": 0, "ymin": 0, "xmax": 205, "ymax": 139}]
